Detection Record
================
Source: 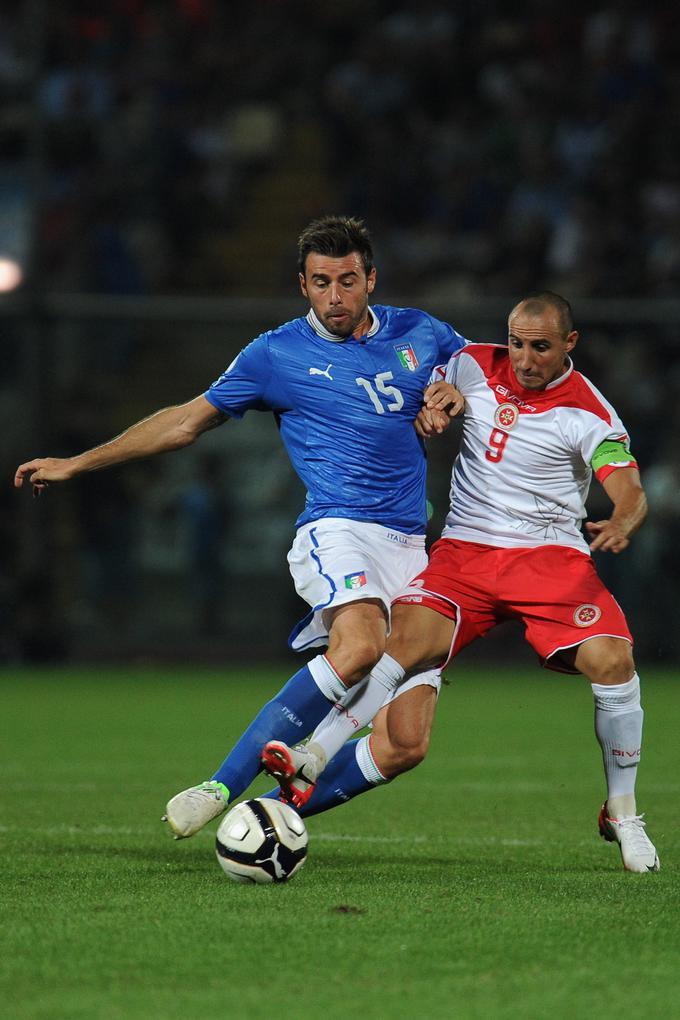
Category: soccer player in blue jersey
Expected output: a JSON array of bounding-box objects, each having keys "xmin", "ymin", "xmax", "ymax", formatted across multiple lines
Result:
[{"xmin": 15, "ymin": 215, "xmax": 468, "ymax": 838}]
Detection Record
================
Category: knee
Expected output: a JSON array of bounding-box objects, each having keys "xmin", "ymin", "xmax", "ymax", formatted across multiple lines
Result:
[
  {"xmin": 586, "ymin": 645, "xmax": 636, "ymax": 686},
  {"xmin": 338, "ymin": 636, "xmax": 385, "ymax": 685}
]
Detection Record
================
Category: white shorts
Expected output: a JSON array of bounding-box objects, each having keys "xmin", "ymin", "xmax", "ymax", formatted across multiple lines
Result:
[
  {"xmin": 287, "ymin": 518, "xmax": 441, "ymax": 702},
  {"xmin": 287, "ymin": 518, "xmax": 428, "ymax": 650}
]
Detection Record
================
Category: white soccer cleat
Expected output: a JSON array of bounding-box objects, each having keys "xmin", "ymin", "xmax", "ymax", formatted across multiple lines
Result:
[
  {"xmin": 162, "ymin": 780, "xmax": 229, "ymax": 839},
  {"xmin": 260, "ymin": 740, "xmax": 321, "ymax": 810},
  {"xmin": 598, "ymin": 802, "xmax": 660, "ymax": 873}
]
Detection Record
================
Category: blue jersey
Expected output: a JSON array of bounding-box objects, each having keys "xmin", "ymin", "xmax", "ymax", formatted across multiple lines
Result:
[{"xmin": 205, "ymin": 305, "xmax": 467, "ymax": 533}]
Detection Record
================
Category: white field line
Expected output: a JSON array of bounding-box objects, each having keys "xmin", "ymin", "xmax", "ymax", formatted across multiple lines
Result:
[
  {"xmin": 0, "ymin": 824, "xmax": 155, "ymax": 836},
  {"xmin": 0, "ymin": 823, "xmax": 547, "ymax": 847},
  {"xmin": 314, "ymin": 832, "xmax": 546, "ymax": 848}
]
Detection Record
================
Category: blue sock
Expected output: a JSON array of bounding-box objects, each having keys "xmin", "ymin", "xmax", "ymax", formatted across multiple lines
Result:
[
  {"xmin": 262, "ymin": 738, "xmax": 382, "ymax": 817},
  {"xmin": 210, "ymin": 663, "xmax": 338, "ymax": 802}
]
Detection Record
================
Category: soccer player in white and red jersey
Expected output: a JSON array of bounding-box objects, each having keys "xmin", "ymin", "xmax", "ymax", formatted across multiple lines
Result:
[{"xmin": 266, "ymin": 292, "xmax": 659, "ymax": 873}]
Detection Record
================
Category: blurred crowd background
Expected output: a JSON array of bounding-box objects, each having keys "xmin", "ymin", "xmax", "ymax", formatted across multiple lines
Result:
[{"xmin": 1, "ymin": 0, "xmax": 679, "ymax": 665}]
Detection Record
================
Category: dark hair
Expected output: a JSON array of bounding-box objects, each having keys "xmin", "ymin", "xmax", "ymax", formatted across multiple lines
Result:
[
  {"xmin": 511, "ymin": 291, "xmax": 574, "ymax": 333},
  {"xmin": 297, "ymin": 215, "xmax": 374, "ymax": 276}
]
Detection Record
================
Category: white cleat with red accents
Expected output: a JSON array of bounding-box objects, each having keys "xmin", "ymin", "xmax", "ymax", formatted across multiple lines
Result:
[
  {"xmin": 598, "ymin": 802, "xmax": 660, "ymax": 873},
  {"xmin": 261, "ymin": 740, "xmax": 321, "ymax": 810}
]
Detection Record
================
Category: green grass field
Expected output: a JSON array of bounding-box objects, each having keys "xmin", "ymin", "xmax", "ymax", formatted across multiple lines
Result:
[{"xmin": 2, "ymin": 664, "xmax": 678, "ymax": 1020}]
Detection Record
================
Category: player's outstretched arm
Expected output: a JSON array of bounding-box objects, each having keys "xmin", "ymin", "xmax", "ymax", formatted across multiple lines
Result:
[
  {"xmin": 585, "ymin": 468, "xmax": 647, "ymax": 554},
  {"xmin": 14, "ymin": 395, "xmax": 226, "ymax": 495}
]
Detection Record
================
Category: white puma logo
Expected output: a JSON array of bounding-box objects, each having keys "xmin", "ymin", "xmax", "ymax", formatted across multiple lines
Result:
[
  {"xmin": 309, "ymin": 364, "xmax": 333, "ymax": 380},
  {"xmin": 256, "ymin": 843, "xmax": 287, "ymax": 880}
]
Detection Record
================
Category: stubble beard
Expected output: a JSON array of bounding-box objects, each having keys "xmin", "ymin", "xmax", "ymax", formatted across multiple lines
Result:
[{"xmin": 324, "ymin": 299, "xmax": 369, "ymax": 339}]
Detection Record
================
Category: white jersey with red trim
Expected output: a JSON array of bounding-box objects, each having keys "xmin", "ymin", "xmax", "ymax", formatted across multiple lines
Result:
[{"xmin": 441, "ymin": 344, "xmax": 634, "ymax": 553}]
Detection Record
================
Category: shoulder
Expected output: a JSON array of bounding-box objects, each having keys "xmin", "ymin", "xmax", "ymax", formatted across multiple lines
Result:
[
  {"xmin": 457, "ymin": 342, "xmax": 507, "ymax": 372},
  {"xmin": 374, "ymin": 305, "xmax": 439, "ymax": 329},
  {"xmin": 262, "ymin": 314, "xmax": 309, "ymax": 347},
  {"xmin": 561, "ymin": 370, "xmax": 617, "ymax": 426},
  {"xmin": 375, "ymin": 305, "xmax": 467, "ymax": 347},
  {"xmin": 242, "ymin": 316, "xmax": 310, "ymax": 366}
]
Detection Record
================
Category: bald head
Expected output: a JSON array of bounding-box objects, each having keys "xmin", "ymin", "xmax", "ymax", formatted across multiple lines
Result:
[
  {"xmin": 510, "ymin": 292, "xmax": 574, "ymax": 335},
  {"xmin": 507, "ymin": 292, "xmax": 579, "ymax": 390}
]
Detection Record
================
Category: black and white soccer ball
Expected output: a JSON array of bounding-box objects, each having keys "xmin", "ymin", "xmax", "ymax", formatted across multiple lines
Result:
[{"xmin": 215, "ymin": 798, "xmax": 308, "ymax": 884}]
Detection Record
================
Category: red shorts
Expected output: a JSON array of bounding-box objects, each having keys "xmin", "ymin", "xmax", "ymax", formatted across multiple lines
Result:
[{"xmin": 394, "ymin": 539, "xmax": 633, "ymax": 674}]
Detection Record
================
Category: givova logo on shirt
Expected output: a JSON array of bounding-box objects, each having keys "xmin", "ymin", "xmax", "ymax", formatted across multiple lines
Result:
[
  {"xmin": 344, "ymin": 572, "xmax": 367, "ymax": 590},
  {"xmin": 395, "ymin": 343, "xmax": 419, "ymax": 371}
]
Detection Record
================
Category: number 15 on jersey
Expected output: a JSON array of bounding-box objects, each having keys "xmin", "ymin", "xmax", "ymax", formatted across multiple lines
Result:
[{"xmin": 356, "ymin": 372, "xmax": 404, "ymax": 414}]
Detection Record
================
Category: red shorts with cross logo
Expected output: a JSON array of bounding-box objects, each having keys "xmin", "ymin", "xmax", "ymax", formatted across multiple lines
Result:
[{"xmin": 393, "ymin": 538, "xmax": 633, "ymax": 674}]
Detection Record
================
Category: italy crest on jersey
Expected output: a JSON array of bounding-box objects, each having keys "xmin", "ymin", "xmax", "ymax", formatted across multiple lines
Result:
[
  {"xmin": 395, "ymin": 343, "xmax": 419, "ymax": 372},
  {"xmin": 344, "ymin": 571, "xmax": 367, "ymax": 590}
]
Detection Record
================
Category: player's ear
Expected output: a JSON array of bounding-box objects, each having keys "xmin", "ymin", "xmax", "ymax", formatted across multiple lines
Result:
[
  {"xmin": 565, "ymin": 330, "xmax": 578, "ymax": 353},
  {"xmin": 366, "ymin": 267, "xmax": 376, "ymax": 294},
  {"xmin": 299, "ymin": 272, "xmax": 308, "ymax": 298}
]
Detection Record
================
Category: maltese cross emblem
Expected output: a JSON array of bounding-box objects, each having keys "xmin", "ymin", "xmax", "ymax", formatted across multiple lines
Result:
[
  {"xmin": 494, "ymin": 403, "xmax": 519, "ymax": 430},
  {"xmin": 574, "ymin": 604, "xmax": 602, "ymax": 627}
]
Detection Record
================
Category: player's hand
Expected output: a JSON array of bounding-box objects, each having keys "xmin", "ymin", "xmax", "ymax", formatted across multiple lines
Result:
[
  {"xmin": 415, "ymin": 406, "xmax": 450, "ymax": 437},
  {"xmin": 585, "ymin": 519, "xmax": 631, "ymax": 554},
  {"xmin": 423, "ymin": 382, "xmax": 465, "ymax": 418},
  {"xmin": 14, "ymin": 458, "xmax": 75, "ymax": 496}
]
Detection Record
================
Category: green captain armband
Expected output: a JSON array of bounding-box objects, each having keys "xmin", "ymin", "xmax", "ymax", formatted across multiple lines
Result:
[{"xmin": 590, "ymin": 439, "xmax": 637, "ymax": 473}]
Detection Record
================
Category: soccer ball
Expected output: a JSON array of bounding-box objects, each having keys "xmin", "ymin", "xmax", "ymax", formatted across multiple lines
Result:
[{"xmin": 215, "ymin": 798, "xmax": 308, "ymax": 884}]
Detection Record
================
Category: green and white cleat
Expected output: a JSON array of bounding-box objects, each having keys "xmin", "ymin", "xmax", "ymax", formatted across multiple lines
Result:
[
  {"xmin": 162, "ymin": 781, "xmax": 229, "ymax": 839},
  {"xmin": 598, "ymin": 802, "xmax": 660, "ymax": 873}
]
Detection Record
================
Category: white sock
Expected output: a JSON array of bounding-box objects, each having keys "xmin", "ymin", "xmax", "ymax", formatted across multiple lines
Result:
[
  {"xmin": 307, "ymin": 653, "xmax": 349, "ymax": 702},
  {"xmin": 592, "ymin": 673, "xmax": 643, "ymax": 819},
  {"xmin": 355, "ymin": 734, "xmax": 388, "ymax": 784},
  {"xmin": 307, "ymin": 654, "xmax": 406, "ymax": 769}
]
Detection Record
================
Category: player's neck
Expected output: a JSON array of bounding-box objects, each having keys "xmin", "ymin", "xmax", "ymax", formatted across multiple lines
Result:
[{"xmin": 351, "ymin": 308, "xmax": 373, "ymax": 341}]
